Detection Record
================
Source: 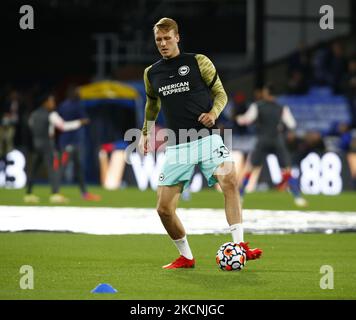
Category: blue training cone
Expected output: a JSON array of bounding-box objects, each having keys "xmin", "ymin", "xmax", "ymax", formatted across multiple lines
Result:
[{"xmin": 91, "ymin": 283, "xmax": 118, "ymax": 294}]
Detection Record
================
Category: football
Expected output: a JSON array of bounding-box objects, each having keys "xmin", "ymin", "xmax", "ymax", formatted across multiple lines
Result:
[{"xmin": 216, "ymin": 242, "xmax": 247, "ymax": 271}]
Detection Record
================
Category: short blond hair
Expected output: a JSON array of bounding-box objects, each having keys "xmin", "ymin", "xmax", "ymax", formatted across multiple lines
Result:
[{"xmin": 153, "ymin": 17, "xmax": 178, "ymax": 34}]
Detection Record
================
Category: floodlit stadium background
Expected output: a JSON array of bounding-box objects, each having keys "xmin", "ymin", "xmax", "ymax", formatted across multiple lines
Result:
[
  {"xmin": 1, "ymin": 0, "xmax": 356, "ymax": 301},
  {"xmin": 1, "ymin": 0, "xmax": 356, "ymax": 195}
]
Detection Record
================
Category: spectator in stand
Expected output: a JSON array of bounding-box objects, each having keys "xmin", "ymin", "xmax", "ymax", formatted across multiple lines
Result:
[
  {"xmin": 299, "ymin": 131, "xmax": 326, "ymax": 157},
  {"xmin": 288, "ymin": 42, "xmax": 311, "ymax": 82},
  {"xmin": 312, "ymin": 45, "xmax": 330, "ymax": 86},
  {"xmin": 287, "ymin": 43, "xmax": 311, "ymax": 94},
  {"xmin": 342, "ymin": 57, "xmax": 356, "ymax": 129},
  {"xmin": 287, "ymin": 70, "xmax": 309, "ymax": 95},
  {"xmin": 337, "ymin": 123, "xmax": 353, "ymax": 152},
  {"xmin": 327, "ymin": 122, "xmax": 353, "ymax": 152},
  {"xmin": 326, "ymin": 41, "xmax": 348, "ymax": 94},
  {"xmin": 0, "ymin": 90, "xmax": 20, "ymax": 159}
]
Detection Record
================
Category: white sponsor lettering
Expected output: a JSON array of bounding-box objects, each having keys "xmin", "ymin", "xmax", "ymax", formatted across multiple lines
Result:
[{"xmin": 158, "ymin": 81, "xmax": 190, "ymax": 96}]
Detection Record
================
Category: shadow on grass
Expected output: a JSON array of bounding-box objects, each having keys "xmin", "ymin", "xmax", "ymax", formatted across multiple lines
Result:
[{"xmin": 160, "ymin": 267, "xmax": 267, "ymax": 292}]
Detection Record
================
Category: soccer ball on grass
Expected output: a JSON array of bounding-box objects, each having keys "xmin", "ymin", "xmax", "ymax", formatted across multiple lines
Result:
[{"xmin": 216, "ymin": 242, "xmax": 246, "ymax": 271}]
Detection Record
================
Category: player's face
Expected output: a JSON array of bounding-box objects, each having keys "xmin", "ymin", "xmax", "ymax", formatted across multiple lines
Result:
[
  {"xmin": 47, "ymin": 96, "xmax": 56, "ymax": 110},
  {"xmin": 261, "ymin": 88, "xmax": 270, "ymax": 100},
  {"xmin": 154, "ymin": 29, "xmax": 180, "ymax": 59}
]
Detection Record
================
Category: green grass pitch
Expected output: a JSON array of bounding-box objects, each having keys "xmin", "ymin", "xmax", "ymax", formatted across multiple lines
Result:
[
  {"xmin": 1, "ymin": 186, "xmax": 356, "ymax": 211},
  {"xmin": 0, "ymin": 233, "xmax": 355, "ymax": 300},
  {"xmin": 0, "ymin": 187, "xmax": 356, "ymax": 300}
]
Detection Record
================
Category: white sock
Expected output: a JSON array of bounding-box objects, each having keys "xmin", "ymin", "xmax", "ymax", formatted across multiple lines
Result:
[
  {"xmin": 230, "ymin": 223, "xmax": 244, "ymax": 243},
  {"xmin": 173, "ymin": 235, "xmax": 194, "ymax": 260}
]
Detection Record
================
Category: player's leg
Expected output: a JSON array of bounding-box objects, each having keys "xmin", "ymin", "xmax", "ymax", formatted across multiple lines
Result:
[
  {"xmin": 24, "ymin": 149, "xmax": 43, "ymax": 203},
  {"xmin": 275, "ymin": 139, "xmax": 307, "ymax": 207},
  {"xmin": 239, "ymin": 160, "xmax": 253, "ymax": 197},
  {"xmin": 214, "ymin": 161, "xmax": 241, "ymax": 226},
  {"xmin": 0, "ymin": 130, "xmax": 8, "ymax": 185},
  {"xmin": 4, "ymin": 125, "xmax": 15, "ymax": 154},
  {"xmin": 26, "ymin": 151, "xmax": 41, "ymax": 194},
  {"xmin": 214, "ymin": 162, "xmax": 262, "ymax": 260},
  {"xmin": 240, "ymin": 142, "xmax": 264, "ymax": 197},
  {"xmin": 157, "ymin": 184, "xmax": 195, "ymax": 269},
  {"xmin": 157, "ymin": 184, "xmax": 185, "ymax": 239},
  {"xmin": 281, "ymin": 166, "xmax": 308, "ymax": 207},
  {"xmin": 0, "ymin": 126, "xmax": 4, "ymax": 159},
  {"xmin": 50, "ymin": 150, "xmax": 60, "ymax": 194},
  {"xmin": 157, "ymin": 139, "xmax": 197, "ymax": 268},
  {"xmin": 200, "ymin": 135, "xmax": 262, "ymax": 260},
  {"xmin": 199, "ymin": 135, "xmax": 242, "ymax": 228},
  {"xmin": 59, "ymin": 147, "xmax": 69, "ymax": 183},
  {"xmin": 70, "ymin": 145, "xmax": 101, "ymax": 201},
  {"xmin": 47, "ymin": 148, "xmax": 68, "ymax": 203},
  {"xmin": 71, "ymin": 146, "xmax": 86, "ymax": 194}
]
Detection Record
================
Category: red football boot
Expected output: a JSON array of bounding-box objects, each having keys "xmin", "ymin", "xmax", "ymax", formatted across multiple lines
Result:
[
  {"xmin": 239, "ymin": 242, "xmax": 263, "ymax": 260},
  {"xmin": 276, "ymin": 180, "xmax": 288, "ymax": 191},
  {"xmin": 162, "ymin": 255, "xmax": 195, "ymax": 269},
  {"xmin": 277, "ymin": 170, "xmax": 292, "ymax": 191},
  {"xmin": 82, "ymin": 192, "xmax": 101, "ymax": 201}
]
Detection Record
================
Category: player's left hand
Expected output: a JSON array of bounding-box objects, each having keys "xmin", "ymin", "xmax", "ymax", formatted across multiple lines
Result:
[
  {"xmin": 236, "ymin": 115, "xmax": 246, "ymax": 126},
  {"xmin": 198, "ymin": 112, "xmax": 216, "ymax": 128}
]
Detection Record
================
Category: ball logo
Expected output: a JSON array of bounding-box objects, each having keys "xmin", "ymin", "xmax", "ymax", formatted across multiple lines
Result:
[
  {"xmin": 178, "ymin": 65, "xmax": 190, "ymax": 76},
  {"xmin": 159, "ymin": 173, "xmax": 165, "ymax": 181}
]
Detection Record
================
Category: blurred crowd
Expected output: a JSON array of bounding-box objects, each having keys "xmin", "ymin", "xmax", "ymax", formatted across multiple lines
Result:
[
  {"xmin": 287, "ymin": 41, "xmax": 355, "ymax": 96},
  {"xmin": 286, "ymin": 40, "xmax": 356, "ymax": 128},
  {"xmin": 218, "ymin": 39, "xmax": 356, "ymax": 161},
  {"xmin": 0, "ymin": 84, "xmax": 43, "ymax": 159},
  {"xmin": 287, "ymin": 40, "xmax": 356, "ymax": 157},
  {"xmin": 1, "ymin": 39, "xmax": 356, "ymax": 172}
]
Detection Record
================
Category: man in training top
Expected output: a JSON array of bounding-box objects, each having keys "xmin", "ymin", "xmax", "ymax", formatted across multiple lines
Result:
[
  {"xmin": 24, "ymin": 92, "xmax": 89, "ymax": 204},
  {"xmin": 139, "ymin": 17, "xmax": 262, "ymax": 269},
  {"xmin": 237, "ymin": 83, "xmax": 308, "ymax": 207}
]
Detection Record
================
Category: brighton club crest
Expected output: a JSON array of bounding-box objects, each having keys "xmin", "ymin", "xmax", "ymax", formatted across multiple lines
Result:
[{"xmin": 178, "ymin": 65, "xmax": 190, "ymax": 76}]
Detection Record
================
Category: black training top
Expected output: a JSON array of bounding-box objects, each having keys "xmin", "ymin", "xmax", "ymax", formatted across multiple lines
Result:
[
  {"xmin": 142, "ymin": 52, "xmax": 227, "ymax": 144},
  {"xmin": 28, "ymin": 106, "xmax": 53, "ymax": 149},
  {"xmin": 255, "ymin": 100, "xmax": 284, "ymax": 139}
]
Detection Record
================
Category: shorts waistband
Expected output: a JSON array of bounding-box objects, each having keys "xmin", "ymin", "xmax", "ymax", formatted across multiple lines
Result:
[{"xmin": 166, "ymin": 134, "xmax": 220, "ymax": 149}]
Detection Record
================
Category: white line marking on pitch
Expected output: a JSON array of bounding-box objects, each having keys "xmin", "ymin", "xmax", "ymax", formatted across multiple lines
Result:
[{"xmin": 0, "ymin": 206, "xmax": 356, "ymax": 235}]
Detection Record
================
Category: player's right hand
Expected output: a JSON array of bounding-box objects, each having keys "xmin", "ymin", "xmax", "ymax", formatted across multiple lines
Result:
[
  {"xmin": 138, "ymin": 134, "xmax": 151, "ymax": 155},
  {"xmin": 236, "ymin": 115, "xmax": 245, "ymax": 126},
  {"xmin": 198, "ymin": 112, "xmax": 216, "ymax": 128},
  {"xmin": 80, "ymin": 118, "xmax": 90, "ymax": 125}
]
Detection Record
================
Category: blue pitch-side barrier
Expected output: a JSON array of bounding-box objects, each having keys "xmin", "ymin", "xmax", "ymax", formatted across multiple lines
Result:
[{"xmin": 277, "ymin": 87, "xmax": 351, "ymax": 134}]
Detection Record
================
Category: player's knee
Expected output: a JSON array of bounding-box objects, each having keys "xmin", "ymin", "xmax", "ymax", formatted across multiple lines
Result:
[
  {"xmin": 219, "ymin": 173, "xmax": 238, "ymax": 192},
  {"xmin": 157, "ymin": 204, "xmax": 174, "ymax": 219}
]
